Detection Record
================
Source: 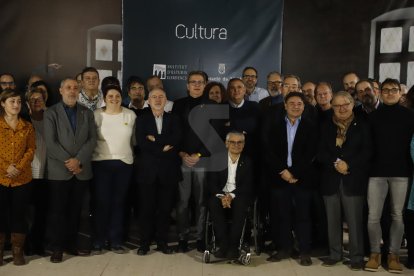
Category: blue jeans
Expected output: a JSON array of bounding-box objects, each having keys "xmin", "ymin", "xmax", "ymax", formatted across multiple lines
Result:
[{"xmin": 367, "ymin": 177, "xmax": 408, "ymax": 255}]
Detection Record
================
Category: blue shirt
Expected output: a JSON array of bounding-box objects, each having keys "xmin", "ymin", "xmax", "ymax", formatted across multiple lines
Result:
[
  {"xmin": 63, "ymin": 103, "xmax": 77, "ymax": 134},
  {"xmin": 285, "ymin": 116, "xmax": 301, "ymax": 167}
]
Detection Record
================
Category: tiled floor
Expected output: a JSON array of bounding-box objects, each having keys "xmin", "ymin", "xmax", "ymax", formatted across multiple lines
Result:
[{"xmin": 1, "ymin": 247, "xmax": 413, "ymax": 276}]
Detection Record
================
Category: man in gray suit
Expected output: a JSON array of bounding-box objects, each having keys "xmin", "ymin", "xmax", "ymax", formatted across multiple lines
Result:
[{"xmin": 44, "ymin": 78, "xmax": 97, "ymax": 263}]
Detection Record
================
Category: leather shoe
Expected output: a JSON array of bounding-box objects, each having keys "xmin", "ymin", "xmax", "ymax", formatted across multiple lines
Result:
[
  {"xmin": 50, "ymin": 251, "xmax": 63, "ymax": 263},
  {"xmin": 155, "ymin": 243, "xmax": 172, "ymax": 254},
  {"xmin": 137, "ymin": 246, "xmax": 149, "ymax": 256},
  {"xmin": 214, "ymin": 248, "xmax": 227, "ymax": 258},
  {"xmin": 65, "ymin": 248, "xmax": 91, "ymax": 256},
  {"xmin": 300, "ymin": 255, "xmax": 312, "ymax": 266},
  {"xmin": 177, "ymin": 240, "xmax": 189, "ymax": 253},
  {"xmin": 266, "ymin": 250, "xmax": 290, "ymax": 262},
  {"xmin": 226, "ymin": 248, "xmax": 239, "ymax": 259}
]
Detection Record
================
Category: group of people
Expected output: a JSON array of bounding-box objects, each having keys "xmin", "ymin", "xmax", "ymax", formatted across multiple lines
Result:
[{"xmin": 0, "ymin": 67, "xmax": 413, "ymax": 274}]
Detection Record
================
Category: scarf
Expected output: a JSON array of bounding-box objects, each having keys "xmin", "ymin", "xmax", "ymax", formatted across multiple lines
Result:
[{"xmin": 332, "ymin": 113, "xmax": 354, "ymax": 148}]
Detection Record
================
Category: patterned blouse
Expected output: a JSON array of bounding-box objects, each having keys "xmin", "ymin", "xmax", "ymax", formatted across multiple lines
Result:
[{"xmin": 0, "ymin": 117, "xmax": 36, "ymax": 187}]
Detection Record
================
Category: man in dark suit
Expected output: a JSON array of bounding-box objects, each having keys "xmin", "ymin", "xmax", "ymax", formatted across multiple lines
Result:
[
  {"xmin": 207, "ymin": 131, "xmax": 252, "ymax": 258},
  {"xmin": 262, "ymin": 92, "xmax": 317, "ymax": 266},
  {"xmin": 43, "ymin": 78, "xmax": 97, "ymax": 263},
  {"xmin": 135, "ymin": 88, "xmax": 182, "ymax": 255}
]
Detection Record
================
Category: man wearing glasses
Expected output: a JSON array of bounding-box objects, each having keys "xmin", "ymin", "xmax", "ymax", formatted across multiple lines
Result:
[
  {"xmin": 259, "ymin": 71, "xmax": 284, "ymax": 110},
  {"xmin": 365, "ymin": 78, "xmax": 414, "ymax": 273},
  {"xmin": 242, "ymin": 67, "xmax": 268, "ymax": 103},
  {"xmin": 172, "ymin": 71, "xmax": 212, "ymax": 253},
  {"xmin": 0, "ymin": 73, "xmax": 16, "ymax": 92}
]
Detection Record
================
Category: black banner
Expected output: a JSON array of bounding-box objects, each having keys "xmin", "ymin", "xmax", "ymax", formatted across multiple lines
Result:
[{"xmin": 123, "ymin": 0, "xmax": 284, "ymax": 100}]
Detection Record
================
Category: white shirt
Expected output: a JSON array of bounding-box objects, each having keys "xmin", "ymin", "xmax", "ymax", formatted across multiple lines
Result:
[
  {"xmin": 155, "ymin": 114, "xmax": 163, "ymax": 134},
  {"xmin": 92, "ymin": 107, "xmax": 136, "ymax": 164},
  {"xmin": 223, "ymin": 154, "xmax": 240, "ymax": 198},
  {"xmin": 247, "ymin": 86, "xmax": 269, "ymax": 102},
  {"xmin": 31, "ymin": 119, "xmax": 47, "ymax": 179},
  {"xmin": 229, "ymin": 99, "xmax": 245, "ymax": 108}
]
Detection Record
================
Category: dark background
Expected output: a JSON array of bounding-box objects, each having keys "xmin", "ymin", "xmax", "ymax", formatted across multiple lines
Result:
[{"xmin": 0, "ymin": 0, "xmax": 412, "ymax": 98}]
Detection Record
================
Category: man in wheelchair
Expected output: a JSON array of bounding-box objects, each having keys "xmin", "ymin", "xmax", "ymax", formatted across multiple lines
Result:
[{"xmin": 206, "ymin": 131, "xmax": 253, "ymax": 259}]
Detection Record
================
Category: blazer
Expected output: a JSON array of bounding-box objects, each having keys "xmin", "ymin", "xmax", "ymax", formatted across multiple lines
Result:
[
  {"xmin": 207, "ymin": 153, "xmax": 253, "ymax": 199},
  {"xmin": 44, "ymin": 102, "xmax": 97, "ymax": 181},
  {"xmin": 317, "ymin": 116, "xmax": 372, "ymax": 196},
  {"xmin": 262, "ymin": 114, "xmax": 317, "ymax": 188},
  {"xmin": 135, "ymin": 111, "xmax": 182, "ymax": 183}
]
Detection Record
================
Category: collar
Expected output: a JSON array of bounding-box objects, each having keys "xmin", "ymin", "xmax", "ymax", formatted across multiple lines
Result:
[{"xmin": 229, "ymin": 99, "xmax": 245, "ymax": 108}]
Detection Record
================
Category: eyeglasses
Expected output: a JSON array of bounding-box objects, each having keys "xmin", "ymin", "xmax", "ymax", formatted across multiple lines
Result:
[
  {"xmin": 267, "ymin": 81, "xmax": 282, "ymax": 85},
  {"xmin": 243, "ymin": 75, "xmax": 257, "ymax": 79},
  {"xmin": 332, "ymin": 102, "xmax": 351, "ymax": 109},
  {"xmin": 188, "ymin": 80, "xmax": 205, "ymax": 86},
  {"xmin": 227, "ymin": 140, "xmax": 245, "ymax": 146},
  {"xmin": 0, "ymin": 81, "xmax": 14, "ymax": 86},
  {"xmin": 381, "ymin": 88, "xmax": 399, "ymax": 95},
  {"xmin": 29, "ymin": 98, "xmax": 44, "ymax": 104}
]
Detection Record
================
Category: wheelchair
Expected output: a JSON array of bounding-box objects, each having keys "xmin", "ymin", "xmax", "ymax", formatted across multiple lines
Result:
[{"xmin": 202, "ymin": 198, "xmax": 265, "ymax": 265}]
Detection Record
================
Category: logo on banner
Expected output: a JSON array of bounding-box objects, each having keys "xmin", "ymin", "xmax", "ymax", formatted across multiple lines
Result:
[
  {"xmin": 218, "ymin": 63, "xmax": 225, "ymax": 75},
  {"xmin": 153, "ymin": 64, "xmax": 167, "ymax": 79},
  {"xmin": 153, "ymin": 64, "xmax": 188, "ymax": 81}
]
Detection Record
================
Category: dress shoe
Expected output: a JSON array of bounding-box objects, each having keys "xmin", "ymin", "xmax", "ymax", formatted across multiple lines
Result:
[
  {"xmin": 155, "ymin": 243, "xmax": 173, "ymax": 254},
  {"xmin": 300, "ymin": 255, "xmax": 312, "ymax": 266},
  {"xmin": 177, "ymin": 240, "xmax": 189, "ymax": 253},
  {"xmin": 350, "ymin": 261, "xmax": 364, "ymax": 271},
  {"xmin": 196, "ymin": 239, "xmax": 205, "ymax": 253},
  {"xmin": 65, "ymin": 248, "xmax": 91, "ymax": 256},
  {"xmin": 266, "ymin": 250, "xmax": 290, "ymax": 262},
  {"xmin": 50, "ymin": 251, "xmax": 63, "ymax": 263},
  {"xmin": 322, "ymin": 258, "xmax": 341, "ymax": 267},
  {"xmin": 137, "ymin": 246, "xmax": 149, "ymax": 256},
  {"xmin": 91, "ymin": 245, "xmax": 103, "ymax": 255},
  {"xmin": 214, "ymin": 248, "xmax": 227, "ymax": 259},
  {"xmin": 226, "ymin": 247, "xmax": 239, "ymax": 259},
  {"xmin": 111, "ymin": 246, "xmax": 127, "ymax": 254}
]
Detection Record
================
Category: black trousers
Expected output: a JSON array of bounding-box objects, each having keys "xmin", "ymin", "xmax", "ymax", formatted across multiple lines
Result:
[
  {"xmin": 270, "ymin": 185, "xmax": 312, "ymax": 254},
  {"xmin": 48, "ymin": 177, "xmax": 88, "ymax": 251},
  {"xmin": 27, "ymin": 179, "xmax": 49, "ymax": 250},
  {"xmin": 0, "ymin": 183, "xmax": 32, "ymax": 233},
  {"xmin": 208, "ymin": 195, "xmax": 250, "ymax": 249},
  {"xmin": 138, "ymin": 177, "xmax": 177, "ymax": 245}
]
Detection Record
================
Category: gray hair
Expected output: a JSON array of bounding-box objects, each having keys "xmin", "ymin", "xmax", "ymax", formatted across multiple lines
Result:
[
  {"xmin": 225, "ymin": 131, "xmax": 245, "ymax": 142},
  {"xmin": 332, "ymin": 91, "xmax": 355, "ymax": 105}
]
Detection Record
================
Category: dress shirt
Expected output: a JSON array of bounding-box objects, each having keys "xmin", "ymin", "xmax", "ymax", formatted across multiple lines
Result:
[
  {"xmin": 247, "ymin": 86, "xmax": 269, "ymax": 102},
  {"xmin": 63, "ymin": 103, "xmax": 77, "ymax": 133},
  {"xmin": 285, "ymin": 116, "xmax": 301, "ymax": 167},
  {"xmin": 155, "ymin": 114, "xmax": 163, "ymax": 134},
  {"xmin": 223, "ymin": 154, "xmax": 240, "ymax": 198}
]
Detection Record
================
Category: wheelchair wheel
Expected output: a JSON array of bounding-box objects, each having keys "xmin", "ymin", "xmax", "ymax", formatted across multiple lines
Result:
[
  {"xmin": 203, "ymin": 250, "xmax": 211, "ymax": 263},
  {"xmin": 240, "ymin": 252, "xmax": 251, "ymax": 265}
]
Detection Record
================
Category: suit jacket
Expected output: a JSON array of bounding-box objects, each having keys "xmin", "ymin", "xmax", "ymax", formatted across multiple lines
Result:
[
  {"xmin": 262, "ymin": 114, "xmax": 317, "ymax": 188},
  {"xmin": 207, "ymin": 153, "xmax": 253, "ymax": 199},
  {"xmin": 44, "ymin": 102, "xmax": 97, "ymax": 181},
  {"xmin": 135, "ymin": 111, "xmax": 182, "ymax": 183},
  {"xmin": 317, "ymin": 116, "xmax": 372, "ymax": 196}
]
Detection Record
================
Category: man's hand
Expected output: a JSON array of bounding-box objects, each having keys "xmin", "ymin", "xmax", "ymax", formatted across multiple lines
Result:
[
  {"xmin": 163, "ymin": 145, "xmax": 173, "ymax": 152},
  {"xmin": 181, "ymin": 153, "xmax": 200, "ymax": 168},
  {"xmin": 221, "ymin": 194, "xmax": 232, "ymax": 208},
  {"xmin": 334, "ymin": 159, "xmax": 349, "ymax": 175},
  {"xmin": 6, "ymin": 164, "xmax": 20, "ymax": 178},
  {"xmin": 146, "ymin": 135, "xmax": 155, "ymax": 142},
  {"xmin": 280, "ymin": 169, "xmax": 298, "ymax": 184},
  {"xmin": 65, "ymin": 158, "xmax": 81, "ymax": 172}
]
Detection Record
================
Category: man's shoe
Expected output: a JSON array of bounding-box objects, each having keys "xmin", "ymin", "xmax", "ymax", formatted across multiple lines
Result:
[
  {"xmin": 299, "ymin": 255, "xmax": 312, "ymax": 266},
  {"xmin": 91, "ymin": 245, "xmax": 103, "ymax": 255},
  {"xmin": 266, "ymin": 250, "xmax": 290, "ymax": 262},
  {"xmin": 365, "ymin": 253, "xmax": 381, "ymax": 272},
  {"xmin": 196, "ymin": 239, "xmax": 205, "ymax": 253},
  {"xmin": 137, "ymin": 246, "xmax": 149, "ymax": 256},
  {"xmin": 350, "ymin": 261, "xmax": 364, "ymax": 271},
  {"xmin": 213, "ymin": 248, "xmax": 227, "ymax": 259},
  {"xmin": 226, "ymin": 248, "xmax": 239, "ymax": 259},
  {"xmin": 177, "ymin": 240, "xmax": 189, "ymax": 253},
  {"xmin": 66, "ymin": 248, "xmax": 90, "ymax": 256},
  {"xmin": 111, "ymin": 246, "xmax": 127, "ymax": 254},
  {"xmin": 50, "ymin": 251, "xmax": 63, "ymax": 263},
  {"xmin": 321, "ymin": 258, "xmax": 341, "ymax": 267},
  {"xmin": 388, "ymin": 253, "xmax": 403, "ymax": 274},
  {"xmin": 155, "ymin": 243, "xmax": 173, "ymax": 254}
]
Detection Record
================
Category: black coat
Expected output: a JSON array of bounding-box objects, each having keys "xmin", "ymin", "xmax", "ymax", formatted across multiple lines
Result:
[
  {"xmin": 135, "ymin": 111, "xmax": 182, "ymax": 183},
  {"xmin": 262, "ymin": 114, "xmax": 317, "ymax": 188},
  {"xmin": 317, "ymin": 116, "xmax": 372, "ymax": 196},
  {"xmin": 207, "ymin": 153, "xmax": 253, "ymax": 199}
]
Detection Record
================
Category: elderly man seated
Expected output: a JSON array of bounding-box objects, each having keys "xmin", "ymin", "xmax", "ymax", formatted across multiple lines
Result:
[{"xmin": 207, "ymin": 131, "xmax": 253, "ymax": 259}]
